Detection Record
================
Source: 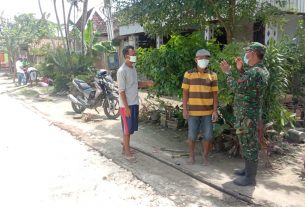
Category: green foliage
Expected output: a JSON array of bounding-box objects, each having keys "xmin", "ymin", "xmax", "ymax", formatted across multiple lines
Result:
[
  {"xmin": 84, "ymin": 20, "xmax": 94, "ymax": 50},
  {"xmin": 111, "ymin": 39, "xmax": 120, "ymax": 47},
  {"xmin": 259, "ymin": 21, "xmax": 305, "ymax": 131},
  {"xmin": 213, "ymin": 123, "xmax": 230, "ymax": 138},
  {"xmin": 37, "ymin": 48, "xmax": 95, "ymax": 92},
  {"xmin": 214, "ymin": 42, "xmax": 245, "ymax": 106},
  {"xmin": 36, "ymin": 16, "xmax": 117, "ymax": 92},
  {"xmin": 281, "ymin": 20, "xmax": 305, "ymax": 98},
  {"xmin": 137, "ymin": 32, "xmax": 245, "ymax": 107},
  {"xmin": 30, "ymin": 44, "xmax": 52, "ymax": 56},
  {"xmin": 263, "ymin": 40, "xmax": 295, "ymax": 131},
  {"xmin": 0, "ymin": 14, "xmax": 56, "ymax": 48},
  {"xmin": 137, "ymin": 31, "xmax": 298, "ymax": 133},
  {"xmin": 0, "ymin": 13, "xmax": 56, "ymax": 72},
  {"xmin": 93, "ymin": 41, "xmax": 116, "ymax": 53},
  {"xmin": 19, "ymin": 88, "xmax": 40, "ymax": 97},
  {"xmin": 114, "ymin": 0, "xmax": 286, "ymax": 42},
  {"xmin": 54, "ymin": 76, "xmax": 70, "ymax": 92},
  {"xmin": 69, "ymin": 20, "xmax": 116, "ymax": 55}
]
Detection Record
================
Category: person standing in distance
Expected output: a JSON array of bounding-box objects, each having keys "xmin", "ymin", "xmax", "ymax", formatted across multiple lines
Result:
[
  {"xmin": 117, "ymin": 45, "xmax": 154, "ymax": 161},
  {"xmin": 15, "ymin": 58, "xmax": 25, "ymax": 86},
  {"xmin": 182, "ymin": 49, "xmax": 219, "ymax": 165}
]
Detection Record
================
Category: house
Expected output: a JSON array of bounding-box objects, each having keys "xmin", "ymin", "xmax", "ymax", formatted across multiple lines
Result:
[
  {"xmin": 115, "ymin": 0, "xmax": 305, "ymax": 53},
  {"xmin": 75, "ymin": 7, "xmax": 120, "ymax": 71}
]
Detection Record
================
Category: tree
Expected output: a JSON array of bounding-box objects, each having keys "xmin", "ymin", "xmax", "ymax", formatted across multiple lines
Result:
[
  {"xmin": 113, "ymin": 0, "xmax": 287, "ymax": 43},
  {"xmin": 0, "ymin": 14, "xmax": 55, "ymax": 75},
  {"xmin": 81, "ymin": 0, "xmax": 89, "ymax": 55}
]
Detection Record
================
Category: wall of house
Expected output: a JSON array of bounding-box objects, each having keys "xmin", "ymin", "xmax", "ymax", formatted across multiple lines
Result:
[
  {"xmin": 233, "ymin": 21, "xmax": 254, "ymax": 42},
  {"xmin": 119, "ymin": 23, "xmax": 144, "ymax": 36},
  {"xmin": 277, "ymin": 14, "xmax": 303, "ymax": 40}
]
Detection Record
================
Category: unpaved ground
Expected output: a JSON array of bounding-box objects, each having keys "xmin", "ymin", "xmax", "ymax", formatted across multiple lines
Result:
[{"xmin": 1, "ymin": 72, "xmax": 305, "ymax": 207}]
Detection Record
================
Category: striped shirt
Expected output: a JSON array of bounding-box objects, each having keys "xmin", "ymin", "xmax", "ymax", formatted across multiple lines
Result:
[{"xmin": 181, "ymin": 68, "xmax": 218, "ymax": 116}]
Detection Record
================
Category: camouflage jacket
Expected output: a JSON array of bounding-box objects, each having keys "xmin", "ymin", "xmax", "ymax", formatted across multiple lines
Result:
[{"xmin": 225, "ymin": 63, "xmax": 269, "ymax": 123}]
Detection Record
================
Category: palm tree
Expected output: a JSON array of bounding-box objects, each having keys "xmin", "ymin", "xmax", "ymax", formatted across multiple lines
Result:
[{"xmin": 81, "ymin": 0, "xmax": 89, "ymax": 55}]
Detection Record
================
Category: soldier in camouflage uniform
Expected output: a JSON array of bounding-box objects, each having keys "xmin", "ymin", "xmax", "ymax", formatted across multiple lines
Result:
[{"xmin": 220, "ymin": 42, "xmax": 269, "ymax": 186}]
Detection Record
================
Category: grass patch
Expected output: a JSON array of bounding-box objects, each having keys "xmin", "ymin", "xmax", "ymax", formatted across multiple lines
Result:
[
  {"xmin": 36, "ymin": 86, "xmax": 54, "ymax": 95},
  {"xmin": 18, "ymin": 88, "xmax": 40, "ymax": 97}
]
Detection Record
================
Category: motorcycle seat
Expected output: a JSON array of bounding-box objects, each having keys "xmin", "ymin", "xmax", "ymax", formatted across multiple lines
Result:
[{"xmin": 74, "ymin": 79, "xmax": 91, "ymax": 90}]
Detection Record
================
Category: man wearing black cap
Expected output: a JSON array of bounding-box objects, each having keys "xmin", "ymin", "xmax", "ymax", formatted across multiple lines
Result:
[
  {"xmin": 220, "ymin": 42, "xmax": 270, "ymax": 186},
  {"xmin": 182, "ymin": 49, "xmax": 219, "ymax": 165}
]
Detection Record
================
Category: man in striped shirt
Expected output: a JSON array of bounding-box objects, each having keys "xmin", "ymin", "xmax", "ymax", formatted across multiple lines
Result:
[{"xmin": 182, "ymin": 49, "xmax": 218, "ymax": 165}]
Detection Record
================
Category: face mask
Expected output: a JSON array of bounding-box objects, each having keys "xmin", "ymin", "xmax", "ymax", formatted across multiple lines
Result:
[
  {"xmin": 243, "ymin": 53, "xmax": 249, "ymax": 65},
  {"xmin": 197, "ymin": 59, "xmax": 209, "ymax": 68},
  {"xmin": 129, "ymin": 56, "xmax": 137, "ymax": 63}
]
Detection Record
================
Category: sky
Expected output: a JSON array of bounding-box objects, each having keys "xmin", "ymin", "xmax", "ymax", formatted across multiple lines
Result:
[{"xmin": 0, "ymin": 0, "xmax": 104, "ymax": 23}]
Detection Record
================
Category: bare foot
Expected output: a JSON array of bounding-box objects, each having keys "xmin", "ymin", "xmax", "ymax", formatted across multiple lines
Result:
[
  {"xmin": 122, "ymin": 148, "xmax": 137, "ymax": 155},
  {"xmin": 187, "ymin": 157, "xmax": 195, "ymax": 165},
  {"xmin": 202, "ymin": 157, "xmax": 209, "ymax": 166},
  {"xmin": 124, "ymin": 155, "xmax": 137, "ymax": 163}
]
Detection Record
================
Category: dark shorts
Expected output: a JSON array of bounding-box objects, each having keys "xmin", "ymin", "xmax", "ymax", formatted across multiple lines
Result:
[{"xmin": 120, "ymin": 105, "xmax": 139, "ymax": 135}]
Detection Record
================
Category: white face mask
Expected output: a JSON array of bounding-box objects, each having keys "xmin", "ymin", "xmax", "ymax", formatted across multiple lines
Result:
[
  {"xmin": 197, "ymin": 59, "xmax": 209, "ymax": 68},
  {"xmin": 129, "ymin": 56, "xmax": 137, "ymax": 63}
]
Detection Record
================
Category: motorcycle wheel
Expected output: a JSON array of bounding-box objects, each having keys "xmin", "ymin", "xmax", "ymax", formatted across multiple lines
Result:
[
  {"xmin": 103, "ymin": 97, "xmax": 120, "ymax": 119},
  {"xmin": 71, "ymin": 102, "xmax": 86, "ymax": 114}
]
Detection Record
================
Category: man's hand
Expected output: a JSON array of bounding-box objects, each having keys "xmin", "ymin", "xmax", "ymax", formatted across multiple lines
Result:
[
  {"xmin": 220, "ymin": 60, "xmax": 231, "ymax": 74},
  {"xmin": 235, "ymin": 57, "xmax": 244, "ymax": 73},
  {"xmin": 183, "ymin": 108, "xmax": 189, "ymax": 120},
  {"xmin": 125, "ymin": 106, "xmax": 131, "ymax": 118},
  {"xmin": 212, "ymin": 111, "xmax": 218, "ymax": 122}
]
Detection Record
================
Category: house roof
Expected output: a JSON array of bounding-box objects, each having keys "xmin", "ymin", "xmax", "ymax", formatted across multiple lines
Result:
[{"xmin": 76, "ymin": 8, "xmax": 109, "ymax": 34}]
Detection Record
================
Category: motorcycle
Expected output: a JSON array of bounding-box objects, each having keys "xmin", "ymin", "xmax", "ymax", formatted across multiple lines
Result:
[{"xmin": 68, "ymin": 69, "xmax": 120, "ymax": 119}]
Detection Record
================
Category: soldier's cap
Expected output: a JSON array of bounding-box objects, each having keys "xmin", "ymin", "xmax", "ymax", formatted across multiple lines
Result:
[
  {"xmin": 244, "ymin": 42, "xmax": 266, "ymax": 54},
  {"xmin": 196, "ymin": 49, "xmax": 210, "ymax": 57}
]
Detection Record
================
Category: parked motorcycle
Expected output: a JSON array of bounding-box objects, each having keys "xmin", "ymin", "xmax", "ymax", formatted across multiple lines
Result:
[{"xmin": 68, "ymin": 69, "xmax": 120, "ymax": 119}]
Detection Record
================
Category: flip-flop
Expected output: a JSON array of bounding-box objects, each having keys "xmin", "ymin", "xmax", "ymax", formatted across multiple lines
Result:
[
  {"xmin": 124, "ymin": 155, "xmax": 137, "ymax": 163},
  {"xmin": 202, "ymin": 158, "xmax": 209, "ymax": 166},
  {"xmin": 186, "ymin": 158, "xmax": 195, "ymax": 165}
]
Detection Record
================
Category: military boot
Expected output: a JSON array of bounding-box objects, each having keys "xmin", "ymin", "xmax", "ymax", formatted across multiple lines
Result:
[
  {"xmin": 233, "ymin": 160, "xmax": 257, "ymax": 186},
  {"xmin": 234, "ymin": 168, "xmax": 245, "ymax": 176}
]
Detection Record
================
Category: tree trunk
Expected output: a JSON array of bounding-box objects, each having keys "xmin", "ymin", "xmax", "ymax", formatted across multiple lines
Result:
[
  {"xmin": 62, "ymin": 0, "xmax": 70, "ymax": 54},
  {"xmin": 226, "ymin": 28, "xmax": 234, "ymax": 43},
  {"xmin": 226, "ymin": 0, "xmax": 236, "ymax": 43},
  {"xmin": 81, "ymin": 0, "xmax": 89, "ymax": 55},
  {"xmin": 53, "ymin": 0, "xmax": 66, "ymax": 50},
  {"xmin": 66, "ymin": 2, "xmax": 74, "ymax": 52},
  {"xmin": 38, "ymin": 0, "xmax": 45, "ymax": 19}
]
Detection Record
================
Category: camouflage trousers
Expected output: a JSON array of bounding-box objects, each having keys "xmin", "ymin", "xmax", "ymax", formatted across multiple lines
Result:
[{"xmin": 235, "ymin": 117, "xmax": 259, "ymax": 161}]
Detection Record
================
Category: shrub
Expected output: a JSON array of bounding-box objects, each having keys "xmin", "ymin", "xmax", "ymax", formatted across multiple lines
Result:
[{"xmin": 37, "ymin": 48, "xmax": 96, "ymax": 92}]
